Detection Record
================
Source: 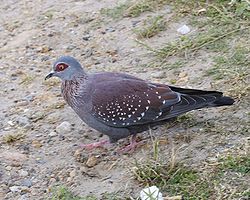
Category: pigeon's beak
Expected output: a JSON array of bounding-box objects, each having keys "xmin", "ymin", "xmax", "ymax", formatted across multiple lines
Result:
[{"xmin": 45, "ymin": 71, "xmax": 55, "ymax": 80}]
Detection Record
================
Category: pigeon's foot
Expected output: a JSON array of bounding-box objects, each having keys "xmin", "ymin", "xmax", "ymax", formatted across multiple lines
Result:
[
  {"xmin": 79, "ymin": 140, "xmax": 109, "ymax": 150},
  {"xmin": 117, "ymin": 135, "xmax": 145, "ymax": 154}
]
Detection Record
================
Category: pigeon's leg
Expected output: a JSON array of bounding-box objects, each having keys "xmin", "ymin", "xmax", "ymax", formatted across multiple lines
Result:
[
  {"xmin": 79, "ymin": 140, "xmax": 109, "ymax": 150},
  {"xmin": 117, "ymin": 135, "xmax": 145, "ymax": 153}
]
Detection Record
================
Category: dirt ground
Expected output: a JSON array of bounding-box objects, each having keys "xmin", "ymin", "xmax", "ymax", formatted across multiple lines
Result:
[{"xmin": 0, "ymin": 0, "xmax": 249, "ymax": 200}]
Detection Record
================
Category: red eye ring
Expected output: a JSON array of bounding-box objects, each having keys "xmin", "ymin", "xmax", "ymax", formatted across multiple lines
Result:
[{"xmin": 55, "ymin": 63, "xmax": 69, "ymax": 72}]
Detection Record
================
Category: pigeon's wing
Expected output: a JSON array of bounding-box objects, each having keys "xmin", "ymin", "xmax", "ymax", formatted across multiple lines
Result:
[{"xmin": 90, "ymin": 77, "xmax": 181, "ymax": 128}]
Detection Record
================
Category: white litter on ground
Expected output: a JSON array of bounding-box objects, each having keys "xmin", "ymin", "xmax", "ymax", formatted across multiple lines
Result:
[{"xmin": 140, "ymin": 186, "xmax": 163, "ymax": 200}]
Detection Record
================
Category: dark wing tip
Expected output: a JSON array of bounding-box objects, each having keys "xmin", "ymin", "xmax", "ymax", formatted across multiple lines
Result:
[{"xmin": 212, "ymin": 96, "xmax": 235, "ymax": 106}]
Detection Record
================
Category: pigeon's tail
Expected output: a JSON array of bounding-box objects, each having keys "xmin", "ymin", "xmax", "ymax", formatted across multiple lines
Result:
[
  {"xmin": 209, "ymin": 96, "xmax": 235, "ymax": 107},
  {"xmin": 165, "ymin": 86, "xmax": 234, "ymax": 119}
]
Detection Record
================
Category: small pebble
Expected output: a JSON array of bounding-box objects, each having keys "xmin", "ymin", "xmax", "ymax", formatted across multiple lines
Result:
[
  {"xmin": 82, "ymin": 34, "xmax": 90, "ymax": 41},
  {"xmin": 9, "ymin": 186, "xmax": 21, "ymax": 193},
  {"xmin": 131, "ymin": 20, "xmax": 141, "ymax": 27},
  {"xmin": 69, "ymin": 169, "xmax": 76, "ymax": 178},
  {"xmin": 48, "ymin": 131, "xmax": 57, "ymax": 137},
  {"xmin": 19, "ymin": 170, "xmax": 28, "ymax": 177},
  {"xmin": 56, "ymin": 121, "xmax": 72, "ymax": 134},
  {"xmin": 86, "ymin": 156, "xmax": 98, "ymax": 168},
  {"xmin": 21, "ymin": 179, "xmax": 32, "ymax": 188},
  {"xmin": 7, "ymin": 121, "xmax": 15, "ymax": 126},
  {"xmin": 32, "ymin": 140, "xmax": 42, "ymax": 148},
  {"xmin": 49, "ymin": 178, "xmax": 56, "ymax": 184},
  {"xmin": 105, "ymin": 27, "xmax": 115, "ymax": 32},
  {"xmin": 16, "ymin": 116, "xmax": 30, "ymax": 126},
  {"xmin": 23, "ymin": 93, "xmax": 35, "ymax": 102},
  {"xmin": 18, "ymin": 194, "xmax": 29, "ymax": 200},
  {"xmin": 16, "ymin": 101, "xmax": 29, "ymax": 107},
  {"xmin": 74, "ymin": 149, "xmax": 88, "ymax": 163}
]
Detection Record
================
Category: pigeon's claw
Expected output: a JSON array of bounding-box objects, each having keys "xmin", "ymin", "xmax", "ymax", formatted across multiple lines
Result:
[
  {"xmin": 79, "ymin": 140, "xmax": 109, "ymax": 150},
  {"xmin": 117, "ymin": 135, "xmax": 146, "ymax": 154}
]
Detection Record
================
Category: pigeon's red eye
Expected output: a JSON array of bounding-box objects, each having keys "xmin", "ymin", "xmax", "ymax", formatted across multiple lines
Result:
[{"xmin": 56, "ymin": 63, "xmax": 68, "ymax": 72}]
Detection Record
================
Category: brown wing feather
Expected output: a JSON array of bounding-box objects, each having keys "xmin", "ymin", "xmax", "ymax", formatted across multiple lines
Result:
[{"xmin": 91, "ymin": 76, "xmax": 180, "ymax": 127}]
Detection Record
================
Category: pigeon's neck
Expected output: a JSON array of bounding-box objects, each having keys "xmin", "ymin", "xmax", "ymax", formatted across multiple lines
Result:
[{"xmin": 61, "ymin": 73, "xmax": 89, "ymax": 107}]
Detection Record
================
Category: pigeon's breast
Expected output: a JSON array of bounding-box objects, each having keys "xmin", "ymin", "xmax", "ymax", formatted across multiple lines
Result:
[{"xmin": 61, "ymin": 79, "xmax": 86, "ymax": 109}]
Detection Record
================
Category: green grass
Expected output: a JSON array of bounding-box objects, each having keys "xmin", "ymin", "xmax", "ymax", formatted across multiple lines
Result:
[
  {"xmin": 138, "ymin": 0, "xmax": 249, "ymax": 58},
  {"xmin": 133, "ymin": 159, "xmax": 213, "ymax": 199},
  {"xmin": 138, "ymin": 27, "xmax": 244, "ymax": 59},
  {"xmin": 133, "ymin": 150, "xmax": 250, "ymax": 199},
  {"xmin": 206, "ymin": 46, "xmax": 249, "ymax": 80},
  {"xmin": 137, "ymin": 0, "xmax": 249, "ymax": 100},
  {"xmin": 205, "ymin": 45, "xmax": 250, "ymax": 98},
  {"xmin": 49, "ymin": 186, "xmax": 133, "ymax": 200},
  {"xmin": 100, "ymin": 3, "xmax": 128, "ymax": 19},
  {"xmin": 101, "ymin": 0, "xmax": 169, "ymax": 19},
  {"xmin": 219, "ymin": 155, "xmax": 250, "ymax": 174},
  {"xmin": 134, "ymin": 15, "xmax": 166, "ymax": 38},
  {"xmin": 50, "ymin": 186, "xmax": 97, "ymax": 200}
]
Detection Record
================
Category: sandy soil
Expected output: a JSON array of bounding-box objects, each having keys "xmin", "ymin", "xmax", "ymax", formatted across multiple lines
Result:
[{"xmin": 0, "ymin": 0, "xmax": 249, "ymax": 199}]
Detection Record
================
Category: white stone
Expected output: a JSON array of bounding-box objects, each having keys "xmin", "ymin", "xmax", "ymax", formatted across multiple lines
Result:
[
  {"xmin": 48, "ymin": 131, "xmax": 58, "ymax": 137},
  {"xmin": 140, "ymin": 186, "xmax": 163, "ymax": 200},
  {"xmin": 9, "ymin": 186, "xmax": 21, "ymax": 193},
  {"xmin": 56, "ymin": 121, "xmax": 72, "ymax": 134},
  {"xmin": 177, "ymin": 25, "xmax": 190, "ymax": 35},
  {"xmin": 19, "ymin": 169, "xmax": 29, "ymax": 177},
  {"xmin": 7, "ymin": 121, "xmax": 15, "ymax": 126}
]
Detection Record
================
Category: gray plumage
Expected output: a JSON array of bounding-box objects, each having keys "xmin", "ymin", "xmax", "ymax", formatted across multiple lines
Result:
[{"xmin": 45, "ymin": 56, "xmax": 234, "ymax": 143}]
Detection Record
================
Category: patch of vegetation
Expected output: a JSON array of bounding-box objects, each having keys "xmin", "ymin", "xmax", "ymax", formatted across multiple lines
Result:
[
  {"xmin": 101, "ymin": 3, "xmax": 129, "ymax": 19},
  {"xmin": 164, "ymin": 60, "xmax": 186, "ymax": 70},
  {"xmin": 3, "ymin": 133, "xmax": 25, "ymax": 144},
  {"xmin": 50, "ymin": 186, "xmax": 96, "ymax": 200},
  {"xmin": 49, "ymin": 186, "xmax": 133, "ymax": 200},
  {"xmin": 102, "ymin": 192, "xmax": 132, "ymax": 200},
  {"xmin": 133, "ymin": 159, "xmax": 212, "ymax": 199},
  {"xmin": 206, "ymin": 45, "xmax": 250, "ymax": 98},
  {"xmin": 138, "ymin": 27, "xmax": 242, "ymax": 59},
  {"xmin": 206, "ymin": 46, "xmax": 249, "ymax": 80},
  {"xmin": 139, "ymin": 0, "xmax": 249, "ymax": 58},
  {"xmin": 101, "ymin": 0, "xmax": 169, "ymax": 19},
  {"xmin": 133, "ymin": 147, "xmax": 250, "ymax": 199},
  {"xmin": 135, "ymin": 15, "xmax": 166, "ymax": 38},
  {"xmin": 219, "ymin": 155, "xmax": 250, "ymax": 174},
  {"xmin": 176, "ymin": 114, "xmax": 198, "ymax": 128}
]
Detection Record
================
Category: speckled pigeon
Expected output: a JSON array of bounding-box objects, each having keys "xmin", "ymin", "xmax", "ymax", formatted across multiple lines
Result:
[{"xmin": 45, "ymin": 56, "xmax": 234, "ymax": 151}]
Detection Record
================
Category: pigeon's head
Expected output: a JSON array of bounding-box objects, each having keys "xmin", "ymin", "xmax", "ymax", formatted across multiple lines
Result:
[{"xmin": 45, "ymin": 56, "xmax": 85, "ymax": 81}]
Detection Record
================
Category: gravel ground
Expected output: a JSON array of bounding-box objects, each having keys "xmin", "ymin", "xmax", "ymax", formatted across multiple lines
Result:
[{"xmin": 0, "ymin": 0, "xmax": 249, "ymax": 199}]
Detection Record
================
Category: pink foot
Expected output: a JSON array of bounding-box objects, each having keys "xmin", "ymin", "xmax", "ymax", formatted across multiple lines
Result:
[
  {"xmin": 117, "ymin": 135, "xmax": 145, "ymax": 154},
  {"xmin": 79, "ymin": 140, "xmax": 109, "ymax": 150}
]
